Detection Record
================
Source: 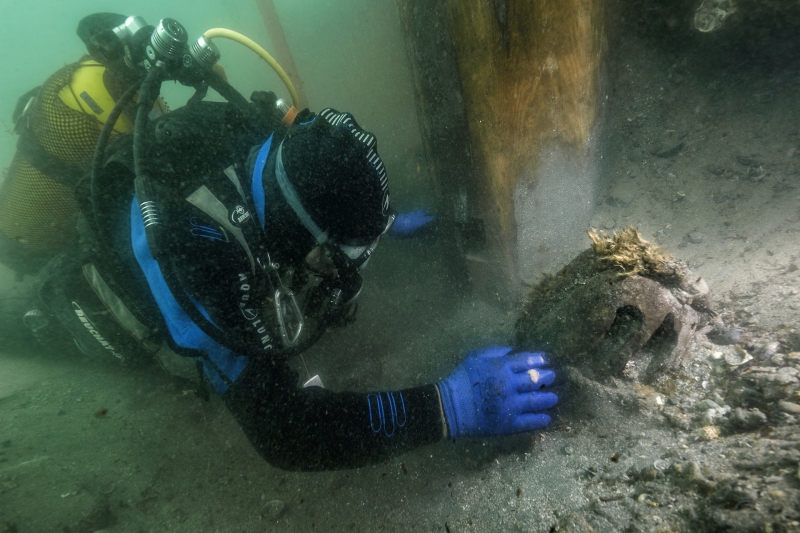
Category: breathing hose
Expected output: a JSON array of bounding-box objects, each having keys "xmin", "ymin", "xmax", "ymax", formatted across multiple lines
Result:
[
  {"xmin": 127, "ymin": 64, "xmax": 261, "ymax": 361},
  {"xmin": 90, "ymin": 78, "xmax": 142, "ymax": 230},
  {"xmin": 132, "ymin": 67, "xmax": 164, "ymax": 183},
  {"xmin": 202, "ymin": 28, "xmax": 300, "ymax": 110},
  {"xmin": 85, "ymin": 20, "xmax": 312, "ymax": 358}
]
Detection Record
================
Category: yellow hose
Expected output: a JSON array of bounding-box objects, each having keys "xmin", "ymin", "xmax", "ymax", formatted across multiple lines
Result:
[{"xmin": 202, "ymin": 28, "xmax": 299, "ymax": 108}]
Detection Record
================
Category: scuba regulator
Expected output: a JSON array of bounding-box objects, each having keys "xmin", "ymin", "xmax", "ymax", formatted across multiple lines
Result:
[
  {"xmin": 101, "ymin": 16, "xmax": 299, "ymax": 120},
  {"xmin": 88, "ymin": 15, "xmax": 369, "ymax": 355}
]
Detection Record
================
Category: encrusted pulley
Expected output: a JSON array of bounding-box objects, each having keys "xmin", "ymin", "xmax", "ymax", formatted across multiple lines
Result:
[{"xmin": 515, "ymin": 227, "xmax": 713, "ymax": 381}]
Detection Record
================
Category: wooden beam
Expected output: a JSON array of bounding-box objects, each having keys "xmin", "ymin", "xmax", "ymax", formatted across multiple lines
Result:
[
  {"xmin": 398, "ymin": 0, "xmax": 605, "ymax": 301},
  {"xmin": 445, "ymin": 0, "xmax": 604, "ymax": 291},
  {"xmin": 395, "ymin": 0, "xmax": 474, "ymax": 291}
]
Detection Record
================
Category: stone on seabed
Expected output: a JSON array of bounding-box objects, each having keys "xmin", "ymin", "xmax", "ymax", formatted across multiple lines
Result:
[{"xmin": 260, "ymin": 499, "xmax": 285, "ymax": 519}]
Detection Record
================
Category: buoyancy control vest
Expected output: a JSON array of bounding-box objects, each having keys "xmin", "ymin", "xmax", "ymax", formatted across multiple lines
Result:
[{"xmin": 87, "ymin": 96, "xmax": 291, "ymax": 391}]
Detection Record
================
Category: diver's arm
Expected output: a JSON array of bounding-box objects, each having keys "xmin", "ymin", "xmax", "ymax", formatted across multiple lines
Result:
[
  {"xmin": 179, "ymin": 239, "xmax": 447, "ymax": 468},
  {"xmin": 222, "ymin": 357, "xmax": 445, "ymax": 471}
]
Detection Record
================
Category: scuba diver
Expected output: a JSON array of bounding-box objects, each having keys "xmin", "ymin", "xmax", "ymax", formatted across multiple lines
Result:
[
  {"xmin": 0, "ymin": 11, "xmax": 428, "ymax": 280},
  {"xmin": 12, "ymin": 13, "xmax": 559, "ymax": 470}
]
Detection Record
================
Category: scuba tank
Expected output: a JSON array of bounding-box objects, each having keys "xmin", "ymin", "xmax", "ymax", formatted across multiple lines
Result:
[
  {"xmin": 0, "ymin": 61, "xmax": 121, "ymax": 277},
  {"xmin": 0, "ymin": 14, "xmax": 169, "ymax": 278}
]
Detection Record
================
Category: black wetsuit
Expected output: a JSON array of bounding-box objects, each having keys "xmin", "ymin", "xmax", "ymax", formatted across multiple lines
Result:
[{"xmin": 58, "ymin": 99, "xmax": 444, "ymax": 471}]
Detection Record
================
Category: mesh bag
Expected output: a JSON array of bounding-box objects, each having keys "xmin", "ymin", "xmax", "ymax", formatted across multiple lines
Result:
[
  {"xmin": 28, "ymin": 61, "xmax": 104, "ymax": 168},
  {"xmin": 0, "ymin": 154, "xmax": 80, "ymax": 254},
  {"xmin": 0, "ymin": 61, "xmax": 109, "ymax": 261}
]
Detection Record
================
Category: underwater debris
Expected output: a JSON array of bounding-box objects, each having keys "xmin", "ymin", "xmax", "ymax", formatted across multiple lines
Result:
[
  {"xmin": 699, "ymin": 425, "xmax": 720, "ymax": 441},
  {"xmin": 694, "ymin": 0, "xmax": 737, "ymax": 32},
  {"xmin": 516, "ymin": 226, "xmax": 715, "ymax": 381},
  {"xmin": 587, "ymin": 226, "xmax": 672, "ymax": 278},
  {"xmin": 707, "ymin": 326, "xmax": 743, "ymax": 345},
  {"xmin": 260, "ymin": 499, "xmax": 285, "ymax": 519}
]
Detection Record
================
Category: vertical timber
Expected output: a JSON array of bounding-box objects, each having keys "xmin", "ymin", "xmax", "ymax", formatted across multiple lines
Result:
[
  {"xmin": 398, "ymin": 0, "xmax": 605, "ymax": 304},
  {"xmin": 395, "ymin": 0, "xmax": 475, "ymax": 291}
]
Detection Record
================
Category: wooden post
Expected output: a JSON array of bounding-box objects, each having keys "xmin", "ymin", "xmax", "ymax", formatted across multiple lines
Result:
[
  {"xmin": 398, "ymin": 0, "xmax": 605, "ymax": 303},
  {"xmin": 395, "ymin": 0, "xmax": 475, "ymax": 291}
]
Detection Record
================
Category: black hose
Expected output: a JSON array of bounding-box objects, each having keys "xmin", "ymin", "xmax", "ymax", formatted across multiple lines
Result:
[
  {"xmin": 90, "ymin": 78, "xmax": 141, "ymax": 236},
  {"xmin": 90, "ymin": 62, "xmax": 292, "ymax": 360},
  {"xmin": 128, "ymin": 66, "xmax": 261, "ymax": 358},
  {"xmin": 283, "ymin": 288, "xmax": 345, "ymax": 356},
  {"xmin": 187, "ymin": 82, "xmax": 209, "ymax": 105},
  {"xmin": 205, "ymin": 68, "xmax": 250, "ymax": 111},
  {"xmin": 133, "ymin": 66, "xmax": 166, "ymax": 180}
]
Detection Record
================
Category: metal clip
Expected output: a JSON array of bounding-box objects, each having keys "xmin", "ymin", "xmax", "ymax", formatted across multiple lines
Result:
[
  {"xmin": 274, "ymin": 286, "xmax": 303, "ymax": 347},
  {"xmin": 259, "ymin": 255, "xmax": 304, "ymax": 348}
]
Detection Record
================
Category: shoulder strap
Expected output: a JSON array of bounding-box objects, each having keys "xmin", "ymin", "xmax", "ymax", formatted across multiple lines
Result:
[
  {"xmin": 130, "ymin": 197, "xmax": 250, "ymax": 394},
  {"xmin": 12, "ymin": 86, "xmax": 40, "ymax": 127},
  {"xmin": 15, "ymin": 126, "xmax": 86, "ymax": 187}
]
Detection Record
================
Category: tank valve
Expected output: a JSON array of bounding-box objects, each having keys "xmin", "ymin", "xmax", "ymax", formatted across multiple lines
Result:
[{"xmin": 276, "ymin": 98, "xmax": 299, "ymax": 126}]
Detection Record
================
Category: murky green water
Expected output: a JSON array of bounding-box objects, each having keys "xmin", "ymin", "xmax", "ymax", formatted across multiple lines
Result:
[{"xmin": 1, "ymin": 1, "xmax": 800, "ymax": 532}]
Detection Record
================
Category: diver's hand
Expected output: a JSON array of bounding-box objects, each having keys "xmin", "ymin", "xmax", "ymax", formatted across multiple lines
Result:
[
  {"xmin": 437, "ymin": 346, "xmax": 557, "ymax": 439},
  {"xmin": 389, "ymin": 209, "xmax": 436, "ymax": 238}
]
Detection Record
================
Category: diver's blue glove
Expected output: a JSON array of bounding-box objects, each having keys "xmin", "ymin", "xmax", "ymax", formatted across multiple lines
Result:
[
  {"xmin": 437, "ymin": 346, "xmax": 558, "ymax": 439},
  {"xmin": 389, "ymin": 209, "xmax": 436, "ymax": 238}
]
